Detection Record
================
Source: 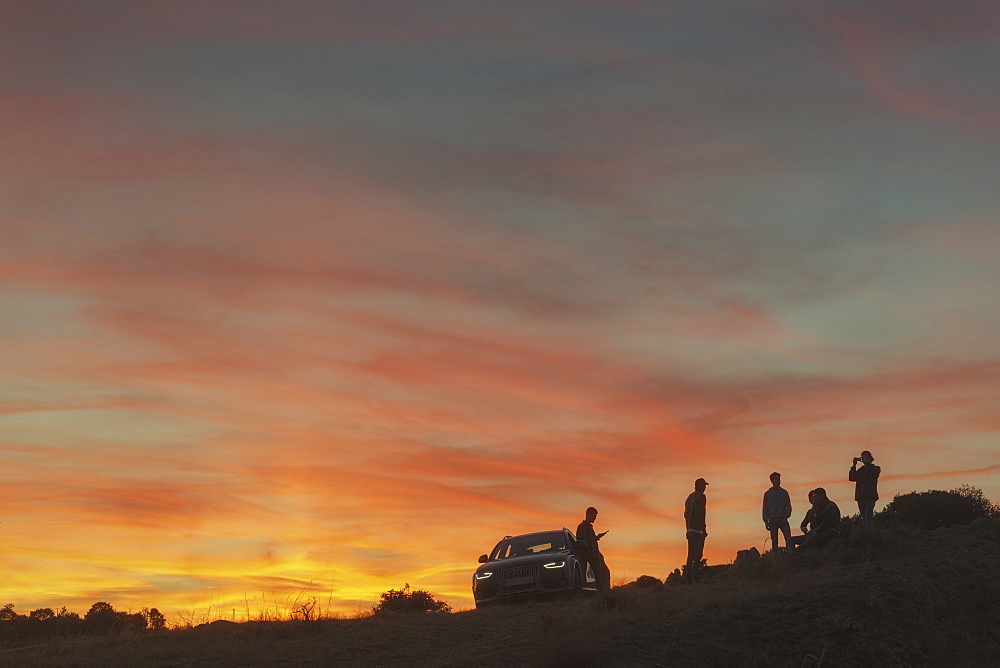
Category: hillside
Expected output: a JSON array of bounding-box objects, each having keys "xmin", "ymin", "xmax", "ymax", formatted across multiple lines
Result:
[{"xmin": 4, "ymin": 520, "xmax": 1000, "ymax": 667}]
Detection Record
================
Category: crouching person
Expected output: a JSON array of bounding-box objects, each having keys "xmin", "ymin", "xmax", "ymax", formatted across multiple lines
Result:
[{"xmin": 790, "ymin": 487, "xmax": 841, "ymax": 550}]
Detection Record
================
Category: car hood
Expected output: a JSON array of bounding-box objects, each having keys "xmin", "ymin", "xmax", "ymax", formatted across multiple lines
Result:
[{"xmin": 476, "ymin": 551, "xmax": 572, "ymax": 572}]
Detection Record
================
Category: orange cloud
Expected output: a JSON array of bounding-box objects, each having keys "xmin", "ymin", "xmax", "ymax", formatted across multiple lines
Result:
[{"xmin": 2, "ymin": 0, "xmax": 998, "ymax": 618}]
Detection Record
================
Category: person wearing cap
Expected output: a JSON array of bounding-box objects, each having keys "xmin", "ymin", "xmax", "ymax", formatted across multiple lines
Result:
[
  {"xmin": 762, "ymin": 472, "xmax": 792, "ymax": 553},
  {"xmin": 684, "ymin": 478, "xmax": 709, "ymax": 582},
  {"xmin": 849, "ymin": 450, "xmax": 881, "ymax": 529},
  {"xmin": 575, "ymin": 506, "xmax": 611, "ymax": 591}
]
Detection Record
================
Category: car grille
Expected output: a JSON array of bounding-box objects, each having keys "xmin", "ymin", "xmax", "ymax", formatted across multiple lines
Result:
[{"xmin": 498, "ymin": 565, "xmax": 539, "ymax": 591}]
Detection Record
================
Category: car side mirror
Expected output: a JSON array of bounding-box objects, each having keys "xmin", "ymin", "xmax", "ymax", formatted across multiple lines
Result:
[{"xmin": 478, "ymin": 554, "xmax": 489, "ymax": 564}]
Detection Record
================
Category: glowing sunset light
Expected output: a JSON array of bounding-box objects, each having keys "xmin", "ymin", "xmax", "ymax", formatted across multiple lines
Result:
[{"xmin": 1, "ymin": 1, "xmax": 998, "ymax": 619}]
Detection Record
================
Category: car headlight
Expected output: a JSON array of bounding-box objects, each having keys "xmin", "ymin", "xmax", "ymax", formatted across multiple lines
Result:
[
  {"xmin": 475, "ymin": 572, "xmax": 493, "ymax": 580},
  {"xmin": 543, "ymin": 561, "xmax": 566, "ymax": 569}
]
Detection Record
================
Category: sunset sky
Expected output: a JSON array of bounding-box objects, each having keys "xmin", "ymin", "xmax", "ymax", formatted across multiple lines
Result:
[{"xmin": 2, "ymin": 0, "xmax": 999, "ymax": 617}]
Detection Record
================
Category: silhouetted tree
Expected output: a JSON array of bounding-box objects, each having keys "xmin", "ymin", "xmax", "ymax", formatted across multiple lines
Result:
[
  {"xmin": 880, "ymin": 485, "xmax": 999, "ymax": 529},
  {"xmin": 0, "ymin": 602, "xmax": 159, "ymax": 640},
  {"xmin": 372, "ymin": 584, "xmax": 451, "ymax": 615},
  {"xmin": 29, "ymin": 608, "xmax": 55, "ymax": 622},
  {"xmin": 119, "ymin": 610, "xmax": 147, "ymax": 631},
  {"xmin": 142, "ymin": 607, "xmax": 167, "ymax": 630},
  {"xmin": 83, "ymin": 602, "xmax": 118, "ymax": 634},
  {"xmin": 82, "ymin": 601, "xmax": 145, "ymax": 633},
  {"xmin": 50, "ymin": 607, "xmax": 83, "ymax": 637}
]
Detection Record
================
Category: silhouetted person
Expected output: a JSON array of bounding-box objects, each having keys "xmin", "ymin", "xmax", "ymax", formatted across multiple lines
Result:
[
  {"xmin": 762, "ymin": 472, "xmax": 792, "ymax": 552},
  {"xmin": 576, "ymin": 507, "xmax": 610, "ymax": 591},
  {"xmin": 790, "ymin": 487, "xmax": 841, "ymax": 550},
  {"xmin": 790, "ymin": 489, "xmax": 818, "ymax": 548},
  {"xmin": 850, "ymin": 450, "xmax": 881, "ymax": 529},
  {"xmin": 798, "ymin": 489, "xmax": 818, "ymax": 534},
  {"xmin": 684, "ymin": 478, "xmax": 708, "ymax": 582}
]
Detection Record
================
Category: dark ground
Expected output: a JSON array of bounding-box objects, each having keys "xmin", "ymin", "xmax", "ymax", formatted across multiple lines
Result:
[{"xmin": 3, "ymin": 520, "xmax": 999, "ymax": 667}]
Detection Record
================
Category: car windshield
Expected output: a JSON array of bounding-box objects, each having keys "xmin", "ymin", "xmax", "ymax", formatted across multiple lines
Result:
[{"xmin": 490, "ymin": 532, "xmax": 571, "ymax": 560}]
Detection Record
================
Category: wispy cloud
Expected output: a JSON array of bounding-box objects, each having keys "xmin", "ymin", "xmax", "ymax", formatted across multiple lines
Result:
[{"xmin": 1, "ymin": 0, "xmax": 998, "ymax": 616}]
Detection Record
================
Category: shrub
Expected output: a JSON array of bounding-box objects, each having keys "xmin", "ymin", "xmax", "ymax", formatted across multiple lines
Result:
[
  {"xmin": 371, "ymin": 584, "xmax": 451, "ymax": 615},
  {"xmin": 0, "ymin": 604, "xmax": 85, "ymax": 640},
  {"xmin": 633, "ymin": 575, "xmax": 663, "ymax": 589},
  {"xmin": 880, "ymin": 485, "xmax": 999, "ymax": 529},
  {"xmin": 83, "ymin": 601, "xmax": 148, "ymax": 634}
]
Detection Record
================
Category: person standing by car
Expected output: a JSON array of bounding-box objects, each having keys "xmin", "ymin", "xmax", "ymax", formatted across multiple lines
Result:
[
  {"xmin": 576, "ymin": 507, "xmax": 610, "ymax": 591},
  {"xmin": 684, "ymin": 478, "xmax": 708, "ymax": 582},
  {"xmin": 849, "ymin": 450, "xmax": 881, "ymax": 529},
  {"xmin": 762, "ymin": 472, "xmax": 793, "ymax": 553}
]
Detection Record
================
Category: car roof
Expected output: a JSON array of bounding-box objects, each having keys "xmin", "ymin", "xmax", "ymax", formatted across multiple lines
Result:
[{"xmin": 501, "ymin": 528, "xmax": 573, "ymax": 541}]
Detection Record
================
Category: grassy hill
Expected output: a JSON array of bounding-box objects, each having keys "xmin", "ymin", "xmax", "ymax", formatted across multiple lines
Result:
[{"xmin": 4, "ymin": 520, "xmax": 999, "ymax": 667}]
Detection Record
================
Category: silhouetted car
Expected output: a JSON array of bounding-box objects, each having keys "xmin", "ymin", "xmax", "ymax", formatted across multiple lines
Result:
[{"xmin": 472, "ymin": 528, "xmax": 596, "ymax": 608}]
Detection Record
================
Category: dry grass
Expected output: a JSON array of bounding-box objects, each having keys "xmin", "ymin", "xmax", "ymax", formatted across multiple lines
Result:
[
  {"xmin": 169, "ymin": 576, "xmax": 343, "ymax": 628},
  {"xmin": 4, "ymin": 522, "xmax": 999, "ymax": 666}
]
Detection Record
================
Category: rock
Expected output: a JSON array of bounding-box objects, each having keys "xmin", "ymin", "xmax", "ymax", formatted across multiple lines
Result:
[{"xmin": 734, "ymin": 547, "xmax": 761, "ymax": 572}]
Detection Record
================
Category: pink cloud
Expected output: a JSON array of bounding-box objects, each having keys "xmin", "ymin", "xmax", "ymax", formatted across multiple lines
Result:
[
  {"xmin": 2, "ymin": 0, "xmax": 998, "ymax": 616},
  {"xmin": 824, "ymin": 9, "xmax": 1000, "ymax": 127}
]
